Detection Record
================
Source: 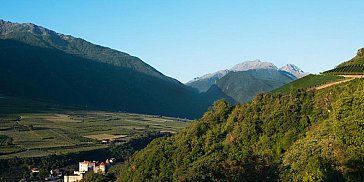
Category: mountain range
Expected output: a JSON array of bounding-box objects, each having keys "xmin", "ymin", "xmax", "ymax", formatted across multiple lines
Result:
[
  {"xmin": 186, "ymin": 60, "xmax": 308, "ymax": 102},
  {"xmin": 0, "ymin": 19, "xmax": 308, "ymax": 118},
  {"xmin": 186, "ymin": 60, "xmax": 308, "ymax": 93}
]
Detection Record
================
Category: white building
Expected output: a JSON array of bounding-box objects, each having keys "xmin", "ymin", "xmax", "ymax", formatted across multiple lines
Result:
[{"xmin": 64, "ymin": 160, "xmax": 111, "ymax": 182}]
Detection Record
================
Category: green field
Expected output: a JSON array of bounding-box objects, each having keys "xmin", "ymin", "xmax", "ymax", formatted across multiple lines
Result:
[
  {"xmin": 271, "ymin": 74, "xmax": 344, "ymax": 94},
  {"xmin": 0, "ymin": 97, "xmax": 190, "ymax": 159}
]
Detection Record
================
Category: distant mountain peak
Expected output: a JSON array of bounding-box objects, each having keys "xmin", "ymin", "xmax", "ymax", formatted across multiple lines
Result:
[
  {"xmin": 279, "ymin": 64, "xmax": 308, "ymax": 78},
  {"xmin": 187, "ymin": 60, "xmax": 309, "ymax": 92},
  {"xmin": 230, "ymin": 60, "xmax": 278, "ymax": 72},
  {"xmin": 280, "ymin": 64, "xmax": 302, "ymax": 72}
]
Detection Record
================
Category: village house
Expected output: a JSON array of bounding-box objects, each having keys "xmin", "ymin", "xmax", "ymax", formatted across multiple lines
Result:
[{"xmin": 63, "ymin": 159, "xmax": 112, "ymax": 182}]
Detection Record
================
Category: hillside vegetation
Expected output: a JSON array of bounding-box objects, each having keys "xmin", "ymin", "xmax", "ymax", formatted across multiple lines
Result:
[
  {"xmin": 337, "ymin": 48, "xmax": 364, "ymax": 67},
  {"xmin": 324, "ymin": 48, "xmax": 364, "ymax": 75},
  {"xmin": 271, "ymin": 74, "xmax": 344, "ymax": 94},
  {"xmin": 0, "ymin": 19, "xmax": 168, "ymax": 81},
  {"xmin": 116, "ymin": 78, "xmax": 364, "ymax": 181},
  {"xmin": 323, "ymin": 64, "xmax": 364, "ymax": 75}
]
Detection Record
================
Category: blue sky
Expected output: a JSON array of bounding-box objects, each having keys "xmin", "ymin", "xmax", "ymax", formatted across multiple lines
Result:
[{"xmin": 1, "ymin": 0, "xmax": 364, "ymax": 82}]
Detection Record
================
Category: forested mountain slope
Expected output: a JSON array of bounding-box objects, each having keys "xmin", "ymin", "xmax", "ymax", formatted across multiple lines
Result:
[
  {"xmin": 0, "ymin": 19, "xmax": 170, "ymax": 81},
  {"xmin": 116, "ymin": 78, "xmax": 364, "ymax": 181},
  {"xmin": 0, "ymin": 20, "xmax": 231, "ymax": 118}
]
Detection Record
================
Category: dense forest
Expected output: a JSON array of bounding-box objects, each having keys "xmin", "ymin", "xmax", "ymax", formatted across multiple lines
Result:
[{"xmin": 116, "ymin": 79, "xmax": 364, "ymax": 181}]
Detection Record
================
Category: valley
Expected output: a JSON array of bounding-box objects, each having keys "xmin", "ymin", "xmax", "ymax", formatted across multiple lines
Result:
[
  {"xmin": 0, "ymin": 96, "xmax": 190, "ymax": 181},
  {"xmin": 0, "ymin": 12, "xmax": 363, "ymax": 182},
  {"xmin": 0, "ymin": 102, "xmax": 189, "ymax": 159}
]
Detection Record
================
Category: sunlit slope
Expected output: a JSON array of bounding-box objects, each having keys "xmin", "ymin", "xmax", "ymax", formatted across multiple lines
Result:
[{"xmin": 116, "ymin": 77, "xmax": 364, "ymax": 181}]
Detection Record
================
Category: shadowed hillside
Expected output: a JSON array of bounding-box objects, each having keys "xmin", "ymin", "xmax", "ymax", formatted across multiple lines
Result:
[
  {"xmin": 0, "ymin": 39, "xmax": 211, "ymax": 118},
  {"xmin": 215, "ymin": 69, "xmax": 295, "ymax": 103},
  {"xmin": 0, "ymin": 20, "xmax": 235, "ymax": 119}
]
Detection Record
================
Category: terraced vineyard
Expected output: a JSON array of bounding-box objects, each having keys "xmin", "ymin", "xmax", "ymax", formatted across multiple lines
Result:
[
  {"xmin": 271, "ymin": 74, "xmax": 344, "ymax": 94},
  {"xmin": 323, "ymin": 64, "xmax": 364, "ymax": 75}
]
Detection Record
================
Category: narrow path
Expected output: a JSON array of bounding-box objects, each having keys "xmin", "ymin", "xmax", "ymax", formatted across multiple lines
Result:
[{"xmin": 314, "ymin": 75, "xmax": 364, "ymax": 90}]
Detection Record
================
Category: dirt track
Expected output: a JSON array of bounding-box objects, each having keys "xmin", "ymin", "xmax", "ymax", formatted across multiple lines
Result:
[{"xmin": 314, "ymin": 75, "xmax": 364, "ymax": 90}]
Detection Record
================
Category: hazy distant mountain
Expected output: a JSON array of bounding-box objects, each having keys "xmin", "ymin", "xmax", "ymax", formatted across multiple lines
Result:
[
  {"xmin": 215, "ymin": 69, "xmax": 295, "ymax": 103},
  {"xmin": 279, "ymin": 64, "xmax": 308, "ymax": 78},
  {"xmin": 186, "ymin": 60, "xmax": 279, "ymax": 92},
  {"xmin": 187, "ymin": 60, "xmax": 306, "ymax": 93},
  {"xmin": 0, "ymin": 19, "xmax": 225, "ymax": 119},
  {"xmin": 186, "ymin": 70, "xmax": 229, "ymax": 92}
]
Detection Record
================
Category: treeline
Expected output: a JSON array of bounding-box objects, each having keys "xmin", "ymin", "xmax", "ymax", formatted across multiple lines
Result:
[{"xmin": 117, "ymin": 79, "xmax": 364, "ymax": 181}]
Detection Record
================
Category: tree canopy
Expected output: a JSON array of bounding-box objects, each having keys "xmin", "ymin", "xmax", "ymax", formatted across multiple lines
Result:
[{"xmin": 116, "ymin": 79, "xmax": 364, "ymax": 182}]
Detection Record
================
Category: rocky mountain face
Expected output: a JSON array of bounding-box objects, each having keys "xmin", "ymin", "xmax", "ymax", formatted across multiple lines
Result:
[
  {"xmin": 0, "ymin": 19, "xmax": 230, "ymax": 119},
  {"xmin": 279, "ymin": 64, "xmax": 308, "ymax": 78},
  {"xmin": 230, "ymin": 59, "xmax": 278, "ymax": 71}
]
